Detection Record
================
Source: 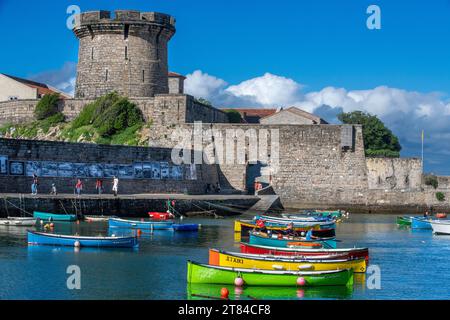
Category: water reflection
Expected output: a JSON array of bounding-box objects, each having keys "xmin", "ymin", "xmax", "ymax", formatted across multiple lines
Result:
[{"xmin": 187, "ymin": 283, "xmax": 353, "ymax": 300}]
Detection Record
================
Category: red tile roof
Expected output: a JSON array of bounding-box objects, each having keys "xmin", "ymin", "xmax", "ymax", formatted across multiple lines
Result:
[
  {"xmin": 2, "ymin": 74, "xmax": 71, "ymax": 99},
  {"xmin": 221, "ymin": 108, "xmax": 278, "ymax": 123}
]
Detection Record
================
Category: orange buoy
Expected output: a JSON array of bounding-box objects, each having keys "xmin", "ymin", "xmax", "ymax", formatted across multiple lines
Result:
[
  {"xmin": 220, "ymin": 287, "xmax": 229, "ymax": 299},
  {"xmin": 137, "ymin": 229, "xmax": 142, "ymax": 236},
  {"xmin": 436, "ymin": 213, "xmax": 447, "ymax": 219}
]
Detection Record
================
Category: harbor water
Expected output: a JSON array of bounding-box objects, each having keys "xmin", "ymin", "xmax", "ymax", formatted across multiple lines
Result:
[{"xmin": 0, "ymin": 214, "xmax": 449, "ymax": 300}]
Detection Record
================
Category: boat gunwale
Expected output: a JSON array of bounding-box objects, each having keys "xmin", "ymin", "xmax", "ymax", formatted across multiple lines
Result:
[
  {"xmin": 28, "ymin": 230, "xmax": 137, "ymax": 241},
  {"xmin": 239, "ymin": 242, "xmax": 368, "ymax": 253}
]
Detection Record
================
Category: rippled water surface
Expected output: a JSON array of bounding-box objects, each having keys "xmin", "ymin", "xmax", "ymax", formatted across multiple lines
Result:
[{"xmin": 0, "ymin": 214, "xmax": 449, "ymax": 299}]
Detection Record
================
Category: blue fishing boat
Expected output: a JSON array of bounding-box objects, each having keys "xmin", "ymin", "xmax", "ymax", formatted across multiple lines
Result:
[
  {"xmin": 33, "ymin": 211, "xmax": 77, "ymax": 222},
  {"xmin": 172, "ymin": 224, "xmax": 201, "ymax": 232},
  {"xmin": 411, "ymin": 217, "xmax": 433, "ymax": 229},
  {"xmin": 253, "ymin": 216, "xmax": 335, "ymax": 230},
  {"xmin": 27, "ymin": 230, "xmax": 138, "ymax": 248},
  {"xmin": 249, "ymin": 231, "xmax": 337, "ymax": 249},
  {"xmin": 108, "ymin": 217, "xmax": 174, "ymax": 230}
]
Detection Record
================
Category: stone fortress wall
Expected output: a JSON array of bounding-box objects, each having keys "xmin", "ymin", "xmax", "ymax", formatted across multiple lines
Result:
[{"xmin": 1, "ymin": 8, "xmax": 449, "ymax": 212}]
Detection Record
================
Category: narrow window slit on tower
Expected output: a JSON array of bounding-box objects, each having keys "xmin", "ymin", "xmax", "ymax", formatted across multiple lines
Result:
[
  {"xmin": 105, "ymin": 70, "xmax": 108, "ymax": 82},
  {"xmin": 124, "ymin": 24, "xmax": 130, "ymax": 40},
  {"xmin": 91, "ymin": 48, "xmax": 94, "ymax": 60},
  {"xmin": 142, "ymin": 70, "xmax": 145, "ymax": 82},
  {"xmin": 125, "ymin": 46, "xmax": 128, "ymax": 60}
]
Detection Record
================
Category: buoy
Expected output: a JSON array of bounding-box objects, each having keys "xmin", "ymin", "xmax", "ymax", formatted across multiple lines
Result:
[
  {"xmin": 180, "ymin": 216, "xmax": 184, "ymax": 221},
  {"xmin": 50, "ymin": 223, "xmax": 54, "ymax": 228},
  {"xmin": 297, "ymin": 277, "xmax": 306, "ymax": 286},
  {"xmin": 220, "ymin": 287, "xmax": 229, "ymax": 299},
  {"xmin": 40, "ymin": 220, "xmax": 44, "ymax": 225},
  {"xmin": 74, "ymin": 240, "xmax": 81, "ymax": 248},
  {"xmin": 234, "ymin": 277, "xmax": 244, "ymax": 287},
  {"xmin": 137, "ymin": 229, "xmax": 142, "ymax": 236}
]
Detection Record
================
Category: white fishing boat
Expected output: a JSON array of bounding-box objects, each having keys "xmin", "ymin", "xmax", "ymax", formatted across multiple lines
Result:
[
  {"xmin": 84, "ymin": 215, "xmax": 110, "ymax": 222},
  {"xmin": 0, "ymin": 217, "xmax": 37, "ymax": 226},
  {"xmin": 430, "ymin": 220, "xmax": 450, "ymax": 235}
]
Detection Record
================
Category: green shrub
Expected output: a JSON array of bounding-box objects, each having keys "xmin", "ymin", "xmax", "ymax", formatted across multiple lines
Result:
[
  {"xmin": 436, "ymin": 192, "xmax": 445, "ymax": 202},
  {"xmin": 366, "ymin": 149, "xmax": 400, "ymax": 158},
  {"xmin": 225, "ymin": 110, "xmax": 243, "ymax": 123},
  {"xmin": 425, "ymin": 175, "xmax": 439, "ymax": 189},
  {"xmin": 34, "ymin": 93, "xmax": 60, "ymax": 120}
]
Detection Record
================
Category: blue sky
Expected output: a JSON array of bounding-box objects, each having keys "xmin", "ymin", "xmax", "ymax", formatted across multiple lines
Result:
[{"xmin": 0, "ymin": 0, "xmax": 450, "ymax": 174}]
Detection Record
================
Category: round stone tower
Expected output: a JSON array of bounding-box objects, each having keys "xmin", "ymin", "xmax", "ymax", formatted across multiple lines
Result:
[{"xmin": 73, "ymin": 10, "xmax": 176, "ymax": 99}]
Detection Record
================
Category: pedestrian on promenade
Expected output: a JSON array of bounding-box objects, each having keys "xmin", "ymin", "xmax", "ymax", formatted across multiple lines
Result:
[
  {"xmin": 112, "ymin": 176, "xmax": 119, "ymax": 197},
  {"xmin": 31, "ymin": 173, "xmax": 38, "ymax": 195},
  {"xmin": 95, "ymin": 178, "xmax": 103, "ymax": 195},
  {"xmin": 75, "ymin": 179, "xmax": 83, "ymax": 197},
  {"xmin": 50, "ymin": 183, "xmax": 57, "ymax": 195}
]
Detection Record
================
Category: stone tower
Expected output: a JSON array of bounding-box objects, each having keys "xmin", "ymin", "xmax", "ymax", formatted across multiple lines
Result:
[{"xmin": 73, "ymin": 10, "xmax": 176, "ymax": 99}]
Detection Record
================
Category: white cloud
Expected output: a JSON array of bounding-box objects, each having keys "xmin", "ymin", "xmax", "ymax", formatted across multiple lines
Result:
[
  {"xmin": 184, "ymin": 70, "xmax": 450, "ymax": 173},
  {"xmin": 29, "ymin": 62, "xmax": 77, "ymax": 97},
  {"xmin": 184, "ymin": 70, "xmax": 227, "ymax": 101}
]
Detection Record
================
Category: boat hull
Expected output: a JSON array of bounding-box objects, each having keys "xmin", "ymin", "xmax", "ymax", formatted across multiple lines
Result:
[
  {"xmin": 240, "ymin": 243, "xmax": 369, "ymax": 261},
  {"xmin": 411, "ymin": 217, "xmax": 432, "ymax": 229},
  {"xmin": 396, "ymin": 216, "xmax": 412, "ymax": 226},
  {"xmin": 172, "ymin": 224, "xmax": 200, "ymax": 232},
  {"xmin": 108, "ymin": 218, "xmax": 173, "ymax": 230},
  {"xmin": 208, "ymin": 249, "xmax": 366, "ymax": 273},
  {"xmin": 27, "ymin": 230, "xmax": 138, "ymax": 248},
  {"xmin": 0, "ymin": 218, "xmax": 37, "ymax": 226},
  {"xmin": 187, "ymin": 261, "xmax": 353, "ymax": 287},
  {"xmin": 430, "ymin": 220, "xmax": 450, "ymax": 235},
  {"xmin": 33, "ymin": 211, "xmax": 77, "ymax": 222},
  {"xmin": 249, "ymin": 232, "xmax": 337, "ymax": 249}
]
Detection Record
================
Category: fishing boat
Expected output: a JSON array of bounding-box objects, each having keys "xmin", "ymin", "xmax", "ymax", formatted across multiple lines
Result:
[
  {"xmin": 208, "ymin": 249, "xmax": 367, "ymax": 273},
  {"xmin": 282, "ymin": 210, "xmax": 344, "ymax": 219},
  {"xmin": 396, "ymin": 216, "xmax": 412, "ymax": 226},
  {"xmin": 33, "ymin": 211, "xmax": 77, "ymax": 222},
  {"xmin": 411, "ymin": 217, "xmax": 433, "ymax": 229},
  {"xmin": 84, "ymin": 215, "xmax": 109, "ymax": 222},
  {"xmin": 108, "ymin": 217, "xmax": 174, "ymax": 230},
  {"xmin": 148, "ymin": 212, "xmax": 174, "ymax": 220},
  {"xmin": 0, "ymin": 217, "xmax": 37, "ymax": 226},
  {"xmin": 187, "ymin": 261, "xmax": 353, "ymax": 287},
  {"xmin": 253, "ymin": 216, "xmax": 336, "ymax": 230},
  {"xmin": 249, "ymin": 231, "xmax": 337, "ymax": 249},
  {"xmin": 27, "ymin": 230, "xmax": 139, "ymax": 248},
  {"xmin": 257, "ymin": 215, "xmax": 333, "ymax": 223},
  {"xmin": 187, "ymin": 283, "xmax": 353, "ymax": 300},
  {"xmin": 430, "ymin": 220, "xmax": 450, "ymax": 235},
  {"xmin": 234, "ymin": 220, "xmax": 335, "ymax": 238},
  {"xmin": 239, "ymin": 242, "xmax": 369, "ymax": 261}
]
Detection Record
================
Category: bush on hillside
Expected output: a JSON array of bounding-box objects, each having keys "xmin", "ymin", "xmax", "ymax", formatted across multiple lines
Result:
[{"xmin": 34, "ymin": 93, "xmax": 60, "ymax": 120}]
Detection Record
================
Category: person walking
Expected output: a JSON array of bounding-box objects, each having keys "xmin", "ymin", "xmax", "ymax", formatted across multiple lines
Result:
[
  {"xmin": 95, "ymin": 178, "xmax": 103, "ymax": 195},
  {"xmin": 112, "ymin": 176, "xmax": 119, "ymax": 197},
  {"xmin": 50, "ymin": 183, "xmax": 57, "ymax": 195},
  {"xmin": 75, "ymin": 179, "xmax": 83, "ymax": 197},
  {"xmin": 31, "ymin": 173, "xmax": 38, "ymax": 195}
]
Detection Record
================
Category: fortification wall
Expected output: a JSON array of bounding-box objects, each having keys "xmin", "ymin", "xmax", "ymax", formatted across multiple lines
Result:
[
  {"xmin": 0, "ymin": 138, "xmax": 219, "ymax": 195},
  {"xmin": 0, "ymin": 94, "xmax": 228, "ymax": 128},
  {"xmin": 366, "ymin": 158, "xmax": 423, "ymax": 191}
]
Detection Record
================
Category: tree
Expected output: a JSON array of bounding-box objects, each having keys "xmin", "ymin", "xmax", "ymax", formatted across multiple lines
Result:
[
  {"xmin": 196, "ymin": 98, "xmax": 212, "ymax": 106},
  {"xmin": 225, "ymin": 110, "xmax": 243, "ymax": 123},
  {"xmin": 34, "ymin": 93, "xmax": 60, "ymax": 120},
  {"xmin": 338, "ymin": 111, "xmax": 401, "ymax": 158}
]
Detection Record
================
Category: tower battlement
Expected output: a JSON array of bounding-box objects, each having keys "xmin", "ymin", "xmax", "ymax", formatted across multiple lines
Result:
[
  {"xmin": 73, "ymin": 10, "xmax": 176, "ymax": 99},
  {"xmin": 76, "ymin": 10, "xmax": 176, "ymax": 28}
]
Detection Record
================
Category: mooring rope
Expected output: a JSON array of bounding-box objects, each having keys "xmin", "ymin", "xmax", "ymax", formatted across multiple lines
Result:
[{"xmin": 3, "ymin": 197, "xmax": 33, "ymax": 216}]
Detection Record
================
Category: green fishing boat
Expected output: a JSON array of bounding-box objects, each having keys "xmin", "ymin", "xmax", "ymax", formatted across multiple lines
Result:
[
  {"xmin": 187, "ymin": 283, "xmax": 353, "ymax": 300},
  {"xmin": 396, "ymin": 216, "xmax": 412, "ymax": 227},
  {"xmin": 187, "ymin": 261, "xmax": 353, "ymax": 287}
]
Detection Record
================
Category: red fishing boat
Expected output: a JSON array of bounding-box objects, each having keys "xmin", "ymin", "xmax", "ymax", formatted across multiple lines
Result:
[
  {"xmin": 240, "ymin": 242, "xmax": 369, "ymax": 262},
  {"xmin": 147, "ymin": 212, "xmax": 174, "ymax": 220}
]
